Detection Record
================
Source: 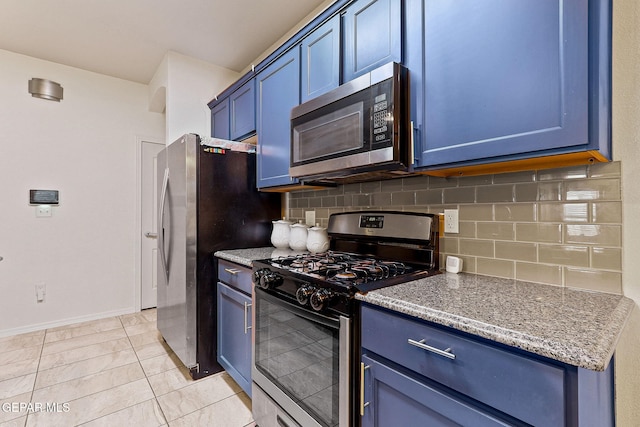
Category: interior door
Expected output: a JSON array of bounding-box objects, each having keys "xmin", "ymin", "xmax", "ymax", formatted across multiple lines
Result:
[{"xmin": 141, "ymin": 140, "xmax": 165, "ymax": 309}]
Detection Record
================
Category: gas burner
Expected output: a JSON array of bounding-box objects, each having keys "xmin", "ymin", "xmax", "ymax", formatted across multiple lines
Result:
[
  {"xmin": 334, "ymin": 270, "xmax": 359, "ymax": 280},
  {"xmin": 271, "ymin": 251, "xmax": 416, "ymax": 287}
]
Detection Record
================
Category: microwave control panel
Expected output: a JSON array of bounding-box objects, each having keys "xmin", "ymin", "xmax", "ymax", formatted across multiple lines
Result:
[{"xmin": 371, "ymin": 79, "xmax": 392, "ymax": 144}]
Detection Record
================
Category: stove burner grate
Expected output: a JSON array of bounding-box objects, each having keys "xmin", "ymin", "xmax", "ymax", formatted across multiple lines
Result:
[{"xmin": 272, "ymin": 251, "xmax": 415, "ymax": 285}]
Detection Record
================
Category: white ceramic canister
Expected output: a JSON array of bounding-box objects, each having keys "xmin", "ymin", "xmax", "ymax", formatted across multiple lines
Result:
[
  {"xmin": 306, "ymin": 224, "xmax": 329, "ymax": 254},
  {"xmin": 289, "ymin": 222, "xmax": 309, "ymax": 251},
  {"xmin": 271, "ymin": 218, "xmax": 292, "ymax": 249}
]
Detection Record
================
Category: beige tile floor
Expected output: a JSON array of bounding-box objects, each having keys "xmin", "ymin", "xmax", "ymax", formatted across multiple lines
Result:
[{"xmin": 0, "ymin": 309, "xmax": 255, "ymax": 427}]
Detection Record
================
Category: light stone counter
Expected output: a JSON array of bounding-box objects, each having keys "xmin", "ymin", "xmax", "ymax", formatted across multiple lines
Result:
[
  {"xmin": 214, "ymin": 247, "xmax": 307, "ymax": 268},
  {"xmin": 356, "ymin": 272, "xmax": 635, "ymax": 371}
]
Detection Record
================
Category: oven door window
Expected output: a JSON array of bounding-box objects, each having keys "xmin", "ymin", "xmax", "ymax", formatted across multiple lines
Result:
[{"xmin": 255, "ymin": 290, "xmax": 340, "ymax": 427}]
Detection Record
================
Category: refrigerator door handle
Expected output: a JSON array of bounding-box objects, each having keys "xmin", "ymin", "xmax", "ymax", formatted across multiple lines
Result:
[{"xmin": 158, "ymin": 167, "xmax": 170, "ymax": 282}]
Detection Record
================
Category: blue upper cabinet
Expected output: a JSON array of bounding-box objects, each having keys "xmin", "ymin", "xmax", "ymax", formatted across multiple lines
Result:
[
  {"xmin": 256, "ymin": 49, "xmax": 300, "ymax": 189},
  {"xmin": 342, "ymin": 0, "xmax": 402, "ymax": 82},
  {"xmin": 230, "ymin": 79, "xmax": 256, "ymax": 141},
  {"xmin": 210, "ymin": 100, "xmax": 230, "ymax": 139},
  {"xmin": 414, "ymin": 0, "xmax": 611, "ymax": 173},
  {"xmin": 301, "ymin": 15, "xmax": 340, "ymax": 103}
]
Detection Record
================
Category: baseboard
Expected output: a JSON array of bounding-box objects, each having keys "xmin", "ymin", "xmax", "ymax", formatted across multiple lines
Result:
[{"xmin": 0, "ymin": 307, "xmax": 139, "ymax": 339}]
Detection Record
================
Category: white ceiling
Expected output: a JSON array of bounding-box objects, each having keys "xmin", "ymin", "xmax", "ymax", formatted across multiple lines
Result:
[{"xmin": 0, "ymin": 0, "xmax": 328, "ymax": 84}]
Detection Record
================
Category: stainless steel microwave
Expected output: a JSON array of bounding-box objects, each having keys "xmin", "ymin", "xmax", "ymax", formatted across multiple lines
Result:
[{"xmin": 290, "ymin": 62, "xmax": 411, "ymax": 183}]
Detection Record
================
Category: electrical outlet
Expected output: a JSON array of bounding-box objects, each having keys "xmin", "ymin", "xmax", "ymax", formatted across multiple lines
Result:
[
  {"xmin": 444, "ymin": 209, "xmax": 459, "ymax": 234},
  {"xmin": 305, "ymin": 211, "xmax": 316, "ymax": 226},
  {"xmin": 35, "ymin": 283, "xmax": 46, "ymax": 303},
  {"xmin": 35, "ymin": 205, "xmax": 52, "ymax": 217}
]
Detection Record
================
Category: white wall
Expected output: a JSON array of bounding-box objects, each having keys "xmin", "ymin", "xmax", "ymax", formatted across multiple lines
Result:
[
  {"xmin": 613, "ymin": 0, "xmax": 640, "ymax": 423},
  {"xmin": 0, "ymin": 49, "xmax": 164, "ymax": 336},
  {"xmin": 153, "ymin": 51, "xmax": 239, "ymax": 144}
]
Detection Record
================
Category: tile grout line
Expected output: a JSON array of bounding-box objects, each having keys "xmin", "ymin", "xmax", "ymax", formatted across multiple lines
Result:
[
  {"xmin": 119, "ymin": 314, "xmax": 170, "ymax": 427},
  {"xmin": 23, "ymin": 329, "xmax": 47, "ymax": 426}
]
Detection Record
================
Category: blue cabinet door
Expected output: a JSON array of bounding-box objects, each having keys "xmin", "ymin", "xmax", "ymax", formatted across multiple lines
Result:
[
  {"xmin": 415, "ymin": 0, "xmax": 599, "ymax": 168},
  {"xmin": 342, "ymin": 0, "xmax": 401, "ymax": 82},
  {"xmin": 210, "ymin": 100, "xmax": 230, "ymax": 139},
  {"xmin": 230, "ymin": 79, "xmax": 256, "ymax": 141},
  {"xmin": 301, "ymin": 15, "xmax": 340, "ymax": 103},
  {"xmin": 256, "ymin": 49, "xmax": 300, "ymax": 188},
  {"xmin": 217, "ymin": 282, "xmax": 252, "ymax": 397},
  {"xmin": 361, "ymin": 355, "xmax": 511, "ymax": 427}
]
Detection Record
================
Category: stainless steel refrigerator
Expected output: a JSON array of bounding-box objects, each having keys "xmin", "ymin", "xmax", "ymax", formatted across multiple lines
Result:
[{"xmin": 157, "ymin": 133, "xmax": 280, "ymax": 379}]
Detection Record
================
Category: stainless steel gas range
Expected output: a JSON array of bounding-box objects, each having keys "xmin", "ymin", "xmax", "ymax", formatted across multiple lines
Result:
[{"xmin": 251, "ymin": 211, "xmax": 440, "ymax": 427}]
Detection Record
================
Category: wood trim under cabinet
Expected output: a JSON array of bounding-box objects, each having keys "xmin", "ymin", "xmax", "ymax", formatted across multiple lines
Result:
[{"xmin": 421, "ymin": 151, "xmax": 609, "ymax": 178}]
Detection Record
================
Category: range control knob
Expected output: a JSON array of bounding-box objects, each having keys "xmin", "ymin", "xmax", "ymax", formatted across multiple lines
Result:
[
  {"xmin": 296, "ymin": 284, "xmax": 315, "ymax": 305},
  {"xmin": 252, "ymin": 269, "xmax": 267, "ymax": 285},
  {"xmin": 310, "ymin": 289, "xmax": 333, "ymax": 312},
  {"xmin": 253, "ymin": 269, "xmax": 283, "ymax": 290}
]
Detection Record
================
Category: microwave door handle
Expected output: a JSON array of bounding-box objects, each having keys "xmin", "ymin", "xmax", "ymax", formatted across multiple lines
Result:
[{"xmin": 158, "ymin": 167, "xmax": 170, "ymax": 282}]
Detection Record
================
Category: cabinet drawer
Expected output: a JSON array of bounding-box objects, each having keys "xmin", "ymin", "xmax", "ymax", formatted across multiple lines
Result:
[
  {"xmin": 361, "ymin": 304, "xmax": 566, "ymax": 427},
  {"xmin": 217, "ymin": 259, "xmax": 252, "ymax": 294},
  {"xmin": 361, "ymin": 355, "xmax": 511, "ymax": 427}
]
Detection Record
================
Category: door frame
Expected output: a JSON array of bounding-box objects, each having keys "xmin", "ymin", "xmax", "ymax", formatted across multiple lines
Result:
[{"xmin": 135, "ymin": 135, "xmax": 165, "ymax": 311}]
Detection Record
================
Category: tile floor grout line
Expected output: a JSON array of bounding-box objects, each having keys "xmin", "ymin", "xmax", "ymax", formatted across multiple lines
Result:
[
  {"xmin": 118, "ymin": 312, "xmax": 170, "ymax": 426},
  {"xmin": 24, "ymin": 328, "xmax": 46, "ymax": 427},
  {"xmin": 38, "ymin": 329, "xmax": 130, "ymax": 358}
]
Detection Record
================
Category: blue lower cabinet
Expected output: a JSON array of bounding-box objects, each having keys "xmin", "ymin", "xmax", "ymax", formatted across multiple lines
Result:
[
  {"xmin": 360, "ymin": 303, "xmax": 614, "ymax": 427},
  {"xmin": 361, "ymin": 355, "xmax": 510, "ymax": 427},
  {"xmin": 256, "ymin": 49, "xmax": 300, "ymax": 189},
  {"xmin": 217, "ymin": 281, "xmax": 252, "ymax": 397}
]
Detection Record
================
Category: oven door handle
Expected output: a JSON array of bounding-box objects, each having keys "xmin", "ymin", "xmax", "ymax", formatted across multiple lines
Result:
[{"xmin": 255, "ymin": 287, "xmax": 340, "ymax": 329}]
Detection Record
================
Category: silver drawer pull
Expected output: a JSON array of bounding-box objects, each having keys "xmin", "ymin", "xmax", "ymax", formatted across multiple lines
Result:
[
  {"xmin": 408, "ymin": 338, "xmax": 456, "ymax": 360},
  {"xmin": 224, "ymin": 268, "xmax": 240, "ymax": 275}
]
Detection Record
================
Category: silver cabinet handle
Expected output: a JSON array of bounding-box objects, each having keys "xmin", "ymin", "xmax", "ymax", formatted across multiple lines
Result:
[
  {"xmin": 224, "ymin": 268, "xmax": 240, "ymax": 275},
  {"xmin": 0, "ymin": 256, "xmax": 3, "ymax": 262},
  {"xmin": 408, "ymin": 338, "xmax": 456, "ymax": 360},
  {"xmin": 144, "ymin": 232, "xmax": 158, "ymax": 238},
  {"xmin": 360, "ymin": 362, "xmax": 370, "ymax": 416},
  {"xmin": 244, "ymin": 302, "xmax": 252, "ymax": 334}
]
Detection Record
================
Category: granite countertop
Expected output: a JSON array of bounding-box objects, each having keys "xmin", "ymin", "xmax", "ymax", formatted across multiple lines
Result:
[
  {"xmin": 214, "ymin": 247, "xmax": 307, "ymax": 268},
  {"xmin": 356, "ymin": 272, "xmax": 635, "ymax": 371}
]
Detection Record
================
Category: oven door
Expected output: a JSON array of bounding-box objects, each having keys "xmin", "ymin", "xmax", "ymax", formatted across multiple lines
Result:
[{"xmin": 253, "ymin": 288, "xmax": 351, "ymax": 427}]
